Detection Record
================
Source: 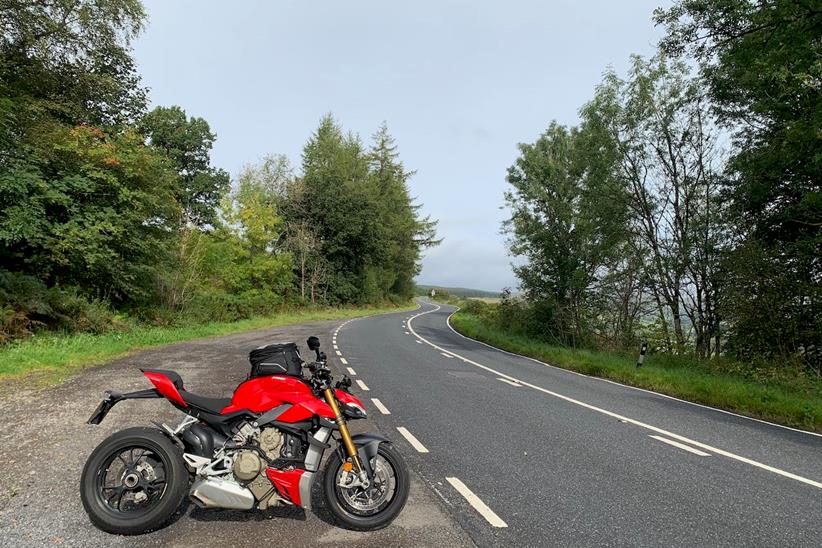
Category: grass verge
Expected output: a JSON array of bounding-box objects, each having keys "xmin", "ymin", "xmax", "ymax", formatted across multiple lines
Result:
[
  {"xmin": 450, "ymin": 310, "xmax": 822, "ymax": 433},
  {"xmin": 0, "ymin": 304, "xmax": 415, "ymax": 384}
]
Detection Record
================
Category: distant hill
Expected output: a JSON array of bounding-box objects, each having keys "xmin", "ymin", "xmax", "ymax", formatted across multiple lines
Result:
[{"xmin": 416, "ymin": 284, "xmax": 502, "ymax": 299}]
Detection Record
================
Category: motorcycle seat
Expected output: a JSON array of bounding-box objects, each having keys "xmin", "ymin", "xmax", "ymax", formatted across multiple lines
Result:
[
  {"xmin": 143, "ymin": 368, "xmax": 230, "ymax": 414},
  {"xmin": 180, "ymin": 391, "xmax": 232, "ymax": 414}
]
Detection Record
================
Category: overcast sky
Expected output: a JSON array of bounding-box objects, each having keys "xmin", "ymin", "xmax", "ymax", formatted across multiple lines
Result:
[{"xmin": 133, "ymin": 0, "xmax": 668, "ymax": 292}]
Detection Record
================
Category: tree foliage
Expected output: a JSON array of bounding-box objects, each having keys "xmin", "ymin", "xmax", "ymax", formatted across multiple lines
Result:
[
  {"xmin": 656, "ymin": 0, "xmax": 821, "ymax": 368},
  {"xmin": 0, "ymin": 4, "xmax": 436, "ymax": 341}
]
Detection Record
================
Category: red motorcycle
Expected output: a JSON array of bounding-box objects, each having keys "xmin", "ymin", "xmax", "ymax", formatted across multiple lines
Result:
[{"xmin": 80, "ymin": 336, "xmax": 409, "ymax": 534}]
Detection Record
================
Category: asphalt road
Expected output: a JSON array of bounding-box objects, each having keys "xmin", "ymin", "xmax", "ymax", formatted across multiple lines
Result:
[{"xmin": 338, "ymin": 299, "xmax": 822, "ymax": 547}]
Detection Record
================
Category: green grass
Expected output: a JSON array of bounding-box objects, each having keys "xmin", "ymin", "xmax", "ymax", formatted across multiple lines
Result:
[
  {"xmin": 450, "ymin": 310, "xmax": 822, "ymax": 432},
  {"xmin": 0, "ymin": 304, "xmax": 416, "ymax": 384}
]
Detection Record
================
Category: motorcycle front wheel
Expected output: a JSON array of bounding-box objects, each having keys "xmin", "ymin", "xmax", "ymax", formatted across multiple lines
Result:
[
  {"xmin": 323, "ymin": 442, "xmax": 409, "ymax": 530},
  {"xmin": 80, "ymin": 427, "xmax": 188, "ymax": 535}
]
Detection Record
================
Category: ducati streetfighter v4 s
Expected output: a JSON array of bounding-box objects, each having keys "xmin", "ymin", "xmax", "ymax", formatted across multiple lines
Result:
[{"xmin": 80, "ymin": 336, "xmax": 409, "ymax": 534}]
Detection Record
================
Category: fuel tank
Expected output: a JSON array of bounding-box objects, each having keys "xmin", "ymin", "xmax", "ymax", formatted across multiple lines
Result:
[{"xmin": 221, "ymin": 375, "xmax": 335, "ymax": 421}]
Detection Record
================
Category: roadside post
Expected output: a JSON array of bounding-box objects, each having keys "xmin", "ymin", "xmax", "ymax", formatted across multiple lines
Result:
[{"xmin": 636, "ymin": 340, "xmax": 648, "ymax": 368}]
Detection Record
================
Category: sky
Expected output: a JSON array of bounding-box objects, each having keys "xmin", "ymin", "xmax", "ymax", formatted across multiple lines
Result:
[{"xmin": 132, "ymin": 0, "xmax": 669, "ymax": 293}]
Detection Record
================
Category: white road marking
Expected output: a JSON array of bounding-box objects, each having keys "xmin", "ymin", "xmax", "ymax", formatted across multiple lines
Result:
[
  {"xmin": 415, "ymin": 340, "xmax": 422, "ymax": 344},
  {"xmin": 371, "ymin": 398, "xmax": 391, "ymax": 414},
  {"xmin": 405, "ymin": 302, "xmax": 822, "ymax": 490},
  {"xmin": 440, "ymin": 352, "xmax": 454, "ymax": 359},
  {"xmin": 356, "ymin": 379, "xmax": 370, "ymax": 391},
  {"xmin": 333, "ymin": 344, "xmax": 339, "ymax": 350},
  {"xmin": 446, "ymin": 477, "xmax": 507, "ymax": 528},
  {"xmin": 650, "ymin": 435, "xmax": 711, "ymax": 457},
  {"xmin": 340, "ymin": 357, "xmax": 348, "ymax": 365},
  {"xmin": 335, "ymin": 350, "xmax": 342, "ymax": 356},
  {"xmin": 397, "ymin": 427, "xmax": 429, "ymax": 453},
  {"xmin": 404, "ymin": 331, "xmax": 410, "ymax": 335},
  {"xmin": 347, "ymin": 367, "xmax": 357, "ymax": 376},
  {"xmin": 498, "ymin": 377, "xmax": 522, "ymax": 387}
]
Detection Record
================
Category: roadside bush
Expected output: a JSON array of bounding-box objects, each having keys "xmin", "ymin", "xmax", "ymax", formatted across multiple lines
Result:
[{"xmin": 0, "ymin": 270, "xmax": 121, "ymax": 342}]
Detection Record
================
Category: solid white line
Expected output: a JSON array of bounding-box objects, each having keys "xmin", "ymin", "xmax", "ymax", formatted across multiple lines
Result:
[
  {"xmin": 498, "ymin": 377, "xmax": 521, "ymax": 387},
  {"xmin": 406, "ymin": 302, "xmax": 822, "ymax": 490},
  {"xmin": 335, "ymin": 350, "xmax": 342, "ymax": 356},
  {"xmin": 444, "ymin": 310, "xmax": 822, "ymax": 439},
  {"xmin": 347, "ymin": 367, "xmax": 357, "ymax": 376},
  {"xmin": 397, "ymin": 427, "xmax": 429, "ymax": 453},
  {"xmin": 440, "ymin": 352, "xmax": 454, "ymax": 359},
  {"xmin": 372, "ymin": 398, "xmax": 391, "ymax": 414},
  {"xmin": 650, "ymin": 435, "xmax": 711, "ymax": 457},
  {"xmin": 340, "ymin": 357, "xmax": 348, "ymax": 365},
  {"xmin": 356, "ymin": 379, "xmax": 370, "ymax": 391},
  {"xmin": 446, "ymin": 477, "xmax": 507, "ymax": 528}
]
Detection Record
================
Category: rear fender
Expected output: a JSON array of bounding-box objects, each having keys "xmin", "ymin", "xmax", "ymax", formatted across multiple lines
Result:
[{"xmin": 87, "ymin": 389, "xmax": 160, "ymax": 424}]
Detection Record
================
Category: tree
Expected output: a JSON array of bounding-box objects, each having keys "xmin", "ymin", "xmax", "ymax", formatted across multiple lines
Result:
[
  {"xmin": 656, "ymin": 0, "xmax": 821, "ymax": 366},
  {"xmin": 0, "ymin": 125, "xmax": 180, "ymax": 302},
  {"xmin": 504, "ymin": 122, "xmax": 628, "ymax": 347},
  {"xmin": 0, "ymin": 0, "xmax": 147, "ymax": 136},
  {"xmin": 582, "ymin": 56, "xmax": 726, "ymax": 357},
  {"xmin": 140, "ymin": 106, "xmax": 230, "ymax": 228},
  {"xmin": 368, "ymin": 123, "xmax": 439, "ymax": 300}
]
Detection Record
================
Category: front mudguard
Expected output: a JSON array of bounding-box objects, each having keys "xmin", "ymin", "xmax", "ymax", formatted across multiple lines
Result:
[{"xmin": 337, "ymin": 432, "xmax": 389, "ymax": 479}]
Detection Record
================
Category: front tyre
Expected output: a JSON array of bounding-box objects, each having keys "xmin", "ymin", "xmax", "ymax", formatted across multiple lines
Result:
[
  {"xmin": 323, "ymin": 442, "xmax": 409, "ymax": 531},
  {"xmin": 80, "ymin": 427, "xmax": 188, "ymax": 535}
]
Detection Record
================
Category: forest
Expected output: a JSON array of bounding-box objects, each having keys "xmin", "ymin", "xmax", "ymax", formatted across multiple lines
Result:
[
  {"xmin": 480, "ymin": 0, "xmax": 820, "ymax": 379},
  {"xmin": 0, "ymin": 0, "xmax": 438, "ymax": 345}
]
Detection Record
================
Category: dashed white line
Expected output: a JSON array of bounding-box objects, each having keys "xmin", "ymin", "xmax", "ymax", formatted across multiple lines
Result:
[
  {"xmin": 371, "ymin": 398, "xmax": 391, "ymax": 414},
  {"xmin": 333, "ymin": 344, "xmax": 339, "ymax": 350},
  {"xmin": 356, "ymin": 379, "xmax": 370, "ymax": 391},
  {"xmin": 415, "ymin": 340, "xmax": 422, "ymax": 344},
  {"xmin": 406, "ymin": 302, "xmax": 822, "ymax": 491},
  {"xmin": 650, "ymin": 435, "xmax": 711, "ymax": 457},
  {"xmin": 446, "ymin": 477, "xmax": 507, "ymax": 528},
  {"xmin": 396, "ymin": 427, "xmax": 429, "ymax": 453},
  {"xmin": 404, "ymin": 331, "xmax": 410, "ymax": 335},
  {"xmin": 340, "ymin": 357, "xmax": 348, "ymax": 365},
  {"xmin": 335, "ymin": 350, "xmax": 342, "ymax": 356},
  {"xmin": 497, "ymin": 377, "xmax": 521, "ymax": 387},
  {"xmin": 440, "ymin": 352, "xmax": 454, "ymax": 359},
  {"xmin": 347, "ymin": 367, "xmax": 357, "ymax": 376}
]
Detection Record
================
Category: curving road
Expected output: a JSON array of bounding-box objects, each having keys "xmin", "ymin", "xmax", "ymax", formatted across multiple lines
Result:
[{"xmin": 336, "ymin": 299, "xmax": 822, "ymax": 547}]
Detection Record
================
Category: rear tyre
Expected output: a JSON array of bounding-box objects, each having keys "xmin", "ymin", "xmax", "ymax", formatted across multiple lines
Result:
[
  {"xmin": 80, "ymin": 427, "xmax": 188, "ymax": 535},
  {"xmin": 323, "ymin": 442, "xmax": 409, "ymax": 531}
]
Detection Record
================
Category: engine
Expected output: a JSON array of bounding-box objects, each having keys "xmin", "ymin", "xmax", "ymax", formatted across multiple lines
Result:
[
  {"xmin": 230, "ymin": 427, "xmax": 286, "ymax": 509},
  {"xmin": 188, "ymin": 422, "xmax": 308, "ymax": 511}
]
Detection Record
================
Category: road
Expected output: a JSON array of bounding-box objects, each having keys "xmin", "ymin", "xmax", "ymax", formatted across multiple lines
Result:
[{"xmin": 338, "ymin": 299, "xmax": 822, "ymax": 547}]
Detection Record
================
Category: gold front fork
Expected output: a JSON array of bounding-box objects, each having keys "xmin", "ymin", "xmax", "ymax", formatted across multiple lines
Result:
[{"xmin": 323, "ymin": 388, "xmax": 364, "ymax": 473}]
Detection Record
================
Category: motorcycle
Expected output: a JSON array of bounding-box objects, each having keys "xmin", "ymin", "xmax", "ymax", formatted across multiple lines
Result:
[{"xmin": 80, "ymin": 336, "xmax": 409, "ymax": 535}]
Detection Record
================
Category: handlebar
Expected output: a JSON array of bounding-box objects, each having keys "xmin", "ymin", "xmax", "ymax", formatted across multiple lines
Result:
[{"xmin": 304, "ymin": 336, "xmax": 350, "ymax": 393}]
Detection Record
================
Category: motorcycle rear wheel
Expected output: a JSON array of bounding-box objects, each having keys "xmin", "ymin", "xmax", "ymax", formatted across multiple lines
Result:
[
  {"xmin": 323, "ymin": 442, "xmax": 409, "ymax": 530},
  {"xmin": 80, "ymin": 427, "xmax": 188, "ymax": 535}
]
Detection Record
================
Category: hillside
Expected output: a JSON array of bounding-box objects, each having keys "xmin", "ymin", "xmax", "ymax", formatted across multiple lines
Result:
[{"xmin": 416, "ymin": 284, "xmax": 502, "ymax": 299}]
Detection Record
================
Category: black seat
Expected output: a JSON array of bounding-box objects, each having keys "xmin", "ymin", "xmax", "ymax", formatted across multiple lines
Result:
[
  {"xmin": 179, "ymin": 391, "xmax": 232, "ymax": 414},
  {"xmin": 143, "ymin": 368, "xmax": 230, "ymax": 414}
]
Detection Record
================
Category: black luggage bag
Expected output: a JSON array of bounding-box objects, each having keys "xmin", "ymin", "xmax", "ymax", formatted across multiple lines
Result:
[{"xmin": 248, "ymin": 342, "xmax": 303, "ymax": 378}]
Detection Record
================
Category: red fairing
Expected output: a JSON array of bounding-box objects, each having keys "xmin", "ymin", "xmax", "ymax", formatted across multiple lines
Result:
[
  {"xmin": 222, "ymin": 375, "xmax": 335, "ymax": 419},
  {"xmin": 335, "ymin": 389, "xmax": 365, "ymax": 410},
  {"xmin": 143, "ymin": 371, "xmax": 187, "ymax": 407},
  {"xmin": 266, "ymin": 468, "xmax": 305, "ymax": 506}
]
